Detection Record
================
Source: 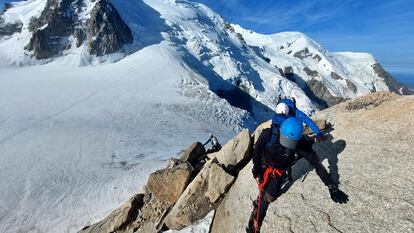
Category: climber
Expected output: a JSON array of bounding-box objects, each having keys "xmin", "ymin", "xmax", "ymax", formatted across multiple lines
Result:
[
  {"xmin": 246, "ymin": 117, "xmax": 348, "ymax": 233},
  {"xmin": 203, "ymin": 133, "xmax": 222, "ymax": 154},
  {"xmin": 274, "ymin": 97, "xmax": 326, "ymax": 141},
  {"xmin": 273, "ymin": 97, "xmax": 327, "ymax": 181}
]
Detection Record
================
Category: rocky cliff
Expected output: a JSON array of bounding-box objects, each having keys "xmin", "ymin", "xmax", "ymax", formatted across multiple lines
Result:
[
  {"xmin": 79, "ymin": 92, "xmax": 414, "ymax": 233},
  {"xmin": 1, "ymin": 0, "xmax": 132, "ymax": 59},
  {"xmin": 26, "ymin": 0, "xmax": 132, "ymax": 59}
]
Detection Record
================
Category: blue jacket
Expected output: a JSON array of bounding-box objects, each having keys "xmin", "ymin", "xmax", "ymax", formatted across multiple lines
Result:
[{"xmin": 272, "ymin": 99, "xmax": 322, "ymax": 136}]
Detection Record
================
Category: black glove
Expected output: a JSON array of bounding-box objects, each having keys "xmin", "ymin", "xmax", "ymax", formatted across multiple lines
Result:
[
  {"xmin": 329, "ymin": 186, "xmax": 349, "ymax": 204},
  {"xmin": 316, "ymin": 134, "xmax": 328, "ymax": 142}
]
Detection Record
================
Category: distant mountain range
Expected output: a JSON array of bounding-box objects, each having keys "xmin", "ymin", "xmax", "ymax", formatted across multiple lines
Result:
[{"xmin": 1, "ymin": 0, "xmax": 411, "ymax": 117}]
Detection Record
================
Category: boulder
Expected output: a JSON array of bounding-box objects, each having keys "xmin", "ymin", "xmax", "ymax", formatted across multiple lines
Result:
[
  {"xmin": 252, "ymin": 120, "xmax": 271, "ymax": 143},
  {"xmin": 80, "ymin": 194, "xmax": 144, "ymax": 233},
  {"xmin": 179, "ymin": 142, "xmax": 206, "ymax": 166},
  {"xmin": 146, "ymin": 162, "xmax": 193, "ymax": 205},
  {"xmin": 210, "ymin": 162, "xmax": 257, "ymax": 233},
  {"xmin": 205, "ymin": 162, "xmax": 236, "ymax": 203},
  {"xmin": 166, "ymin": 158, "xmax": 186, "ymax": 168},
  {"xmin": 104, "ymin": 161, "xmax": 194, "ymax": 233},
  {"xmin": 163, "ymin": 159, "xmax": 235, "ymax": 230},
  {"xmin": 208, "ymin": 129, "xmax": 252, "ymax": 172}
]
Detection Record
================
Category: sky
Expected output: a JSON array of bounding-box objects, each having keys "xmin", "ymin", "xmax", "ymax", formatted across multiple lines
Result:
[
  {"xmin": 1, "ymin": 0, "xmax": 413, "ymax": 76},
  {"xmin": 193, "ymin": 0, "xmax": 414, "ymax": 76}
]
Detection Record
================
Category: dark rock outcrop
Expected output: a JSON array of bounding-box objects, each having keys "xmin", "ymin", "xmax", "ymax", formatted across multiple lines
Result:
[
  {"xmin": 331, "ymin": 71, "xmax": 343, "ymax": 80},
  {"xmin": 313, "ymin": 54, "xmax": 322, "ymax": 62},
  {"xmin": 293, "ymin": 47, "xmax": 312, "ymax": 60},
  {"xmin": 86, "ymin": 0, "xmax": 133, "ymax": 56},
  {"xmin": 25, "ymin": 0, "xmax": 133, "ymax": 59},
  {"xmin": 277, "ymin": 67, "xmax": 285, "ymax": 77},
  {"xmin": 0, "ymin": 18, "xmax": 22, "ymax": 36},
  {"xmin": 0, "ymin": 3, "xmax": 23, "ymax": 36},
  {"xmin": 250, "ymin": 46, "xmax": 271, "ymax": 63},
  {"xmin": 304, "ymin": 79, "xmax": 345, "ymax": 108},
  {"xmin": 372, "ymin": 63, "xmax": 412, "ymax": 95},
  {"xmin": 223, "ymin": 22, "xmax": 234, "ymax": 32},
  {"xmin": 346, "ymin": 79, "xmax": 358, "ymax": 93},
  {"xmin": 26, "ymin": 0, "xmax": 79, "ymax": 59},
  {"xmin": 303, "ymin": 67, "xmax": 318, "ymax": 77},
  {"xmin": 283, "ymin": 66, "xmax": 294, "ymax": 80}
]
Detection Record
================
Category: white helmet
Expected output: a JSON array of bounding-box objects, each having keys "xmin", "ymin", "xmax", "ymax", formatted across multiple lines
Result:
[{"xmin": 276, "ymin": 103, "xmax": 289, "ymax": 115}]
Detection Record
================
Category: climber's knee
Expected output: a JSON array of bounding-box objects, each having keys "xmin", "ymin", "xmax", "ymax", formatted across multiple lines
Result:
[{"xmin": 264, "ymin": 191, "xmax": 277, "ymax": 203}]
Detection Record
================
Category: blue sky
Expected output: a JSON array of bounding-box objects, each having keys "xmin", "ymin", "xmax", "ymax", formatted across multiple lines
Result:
[
  {"xmin": 1, "ymin": 0, "xmax": 413, "ymax": 75},
  {"xmin": 194, "ymin": 0, "xmax": 414, "ymax": 75}
]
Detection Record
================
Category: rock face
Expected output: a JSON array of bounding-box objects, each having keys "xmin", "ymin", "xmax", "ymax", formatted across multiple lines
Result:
[
  {"xmin": 303, "ymin": 67, "xmax": 318, "ymax": 77},
  {"xmin": 211, "ymin": 92, "xmax": 414, "ymax": 233},
  {"xmin": 0, "ymin": 17, "xmax": 22, "ymax": 36},
  {"xmin": 205, "ymin": 162, "xmax": 235, "ymax": 203},
  {"xmin": 80, "ymin": 194, "xmax": 145, "ymax": 233},
  {"xmin": 293, "ymin": 47, "xmax": 312, "ymax": 60},
  {"xmin": 179, "ymin": 142, "xmax": 206, "ymax": 166},
  {"xmin": 25, "ymin": 0, "xmax": 132, "ymax": 59},
  {"xmin": 372, "ymin": 63, "xmax": 413, "ymax": 95},
  {"xmin": 163, "ymin": 159, "xmax": 235, "ymax": 230},
  {"xmin": 146, "ymin": 162, "xmax": 193, "ymax": 205},
  {"xmin": 346, "ymin": 79, "xmax": 358, "ymax": 93},
  {"xmin": 304, "ymin": 79, "xmax": 345, "ymax": 108},
  {"xmin": 86, "ymin": 0, "xmax": 133, "ymax": 56},
  {"xmin": 330, "ymin": 72, "xmax": 343, "ymax": 80},
  {"xmin": 208, "ymin": 129, "xmax": 252, "ymax": 172}
]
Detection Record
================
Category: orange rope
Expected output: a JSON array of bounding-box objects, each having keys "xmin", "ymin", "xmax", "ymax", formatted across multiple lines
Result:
[{"xmin": 254, "ymin": 167, "xmax": 285, "ymax": 233}]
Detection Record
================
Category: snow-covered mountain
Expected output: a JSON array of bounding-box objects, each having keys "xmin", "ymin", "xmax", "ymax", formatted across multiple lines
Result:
[
  {"xmin": 0, "ymin": 0, "xmax": 411, "ymax": 232},
  {"xmin": 231, "ymin": 24, "xmax": 412, "ymax": 107},
  {"xmin": 1, "ymin": 0, "xmax": 410, "ymax": 112}
]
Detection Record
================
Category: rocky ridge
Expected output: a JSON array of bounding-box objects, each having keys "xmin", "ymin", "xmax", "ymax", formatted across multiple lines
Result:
[
  {"xmin": 1, "ymin": 0, "xmax": 132, "ymax": 59},
  {"xmin": 79, "ymin": 92, "xmax": 413, "ymax": 233}
]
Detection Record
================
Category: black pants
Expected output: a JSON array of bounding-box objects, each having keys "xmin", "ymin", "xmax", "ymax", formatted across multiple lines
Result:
[
  {"xmin": 254, "ymin": 173, "xmax": 285, "ymax": 227},
  {"xmin": 296, "ymin": 136, "xmax": 334, "ymax": 187}
]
